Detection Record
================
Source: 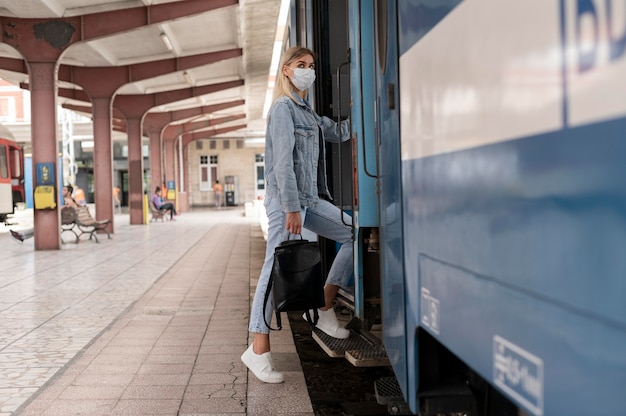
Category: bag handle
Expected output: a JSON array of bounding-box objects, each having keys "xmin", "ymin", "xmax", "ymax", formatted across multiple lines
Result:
[{"xmin": 262, "ymin": 271, "xmax": 282, "ymax": 330}]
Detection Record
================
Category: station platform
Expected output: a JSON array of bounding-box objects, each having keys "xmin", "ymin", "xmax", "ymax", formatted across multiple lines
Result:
[{"xmin": 0, "ymin": 207, "xmax": 313, "ymax": 416}]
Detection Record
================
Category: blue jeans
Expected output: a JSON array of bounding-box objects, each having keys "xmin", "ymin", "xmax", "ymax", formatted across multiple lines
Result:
[{"xmin": 248, "ymin": 195, "xmax": 353, "ymax": 334}]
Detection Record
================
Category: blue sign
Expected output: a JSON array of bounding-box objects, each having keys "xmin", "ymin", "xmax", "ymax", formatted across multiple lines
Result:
[{"xmin": 36, "ymin": 163, "xmax": 55, "ymax": 186}]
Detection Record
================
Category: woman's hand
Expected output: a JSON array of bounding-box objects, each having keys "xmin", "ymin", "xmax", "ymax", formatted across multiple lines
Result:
[{"xmin": 285, "ymin": 211, "xmax": 302, "ymax": 235}]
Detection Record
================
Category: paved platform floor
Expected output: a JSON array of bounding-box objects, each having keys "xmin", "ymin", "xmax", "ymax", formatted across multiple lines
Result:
[{"xmin": 0, "ymin": 208, "xmax": 313, "ymax": 415}]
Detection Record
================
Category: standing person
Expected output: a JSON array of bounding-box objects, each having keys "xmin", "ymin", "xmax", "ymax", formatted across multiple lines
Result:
[
  {"xmin": 152, "ymin": 186, "xmax": 177, "ymax": 220},
  {"xmin": 73, "ymin": 185, "xmax": 86, "ymax": 206},
  {"xmin": 241, "ymin": 46, "xmax": 353, "ymax": 384},
  {"xmin": 212, "ymin": 179, "xmax": 223, "ymax": 208},
  {"xmin": 113, "ymin": 186, "xmax": 122, "ymax": 214}
]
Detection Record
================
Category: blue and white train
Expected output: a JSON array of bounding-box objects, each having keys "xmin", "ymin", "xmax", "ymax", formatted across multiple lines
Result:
[{"xmin": 288, "ymin": 0, "xmax": 626, "ymax": 414}]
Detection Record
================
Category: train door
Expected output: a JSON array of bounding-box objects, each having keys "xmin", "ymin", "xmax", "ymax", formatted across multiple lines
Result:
[
  {"xmin": 372, "ymin": 0, "xmax": 410, "ymax": 407},
  {"xmin": 347, "ymin": 1, "xmax": 382, "ymax": 331}
]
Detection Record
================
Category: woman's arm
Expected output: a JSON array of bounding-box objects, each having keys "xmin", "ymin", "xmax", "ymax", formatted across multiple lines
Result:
[
  {"xmin": 285, "ymin": 211, "xmax": 302, "ymax": 234},
  {"xmin": 318, "ymin": 115, "xmax": 350, "ymax": 143},
  {"xmin": 268, "ymin": 102, "xmax": 300, "ymax": 213}
]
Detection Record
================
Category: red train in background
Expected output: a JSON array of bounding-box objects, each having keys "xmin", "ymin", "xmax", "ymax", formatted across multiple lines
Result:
[{"xmin": 0, "ymin": 124, "xmax": 24, "ymax": 223}]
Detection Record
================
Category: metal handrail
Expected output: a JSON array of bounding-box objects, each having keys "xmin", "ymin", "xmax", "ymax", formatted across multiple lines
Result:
[{"xmin": 336, "ymin": 51, "xmax": 351, "ymax": 228}]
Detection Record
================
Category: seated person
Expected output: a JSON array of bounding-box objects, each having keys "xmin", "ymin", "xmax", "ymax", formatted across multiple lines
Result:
[
  {"xmin": 152, "ymin": 186, "xmax": 177, "ymax": 220},
  {"xmin": 62, "ymin": 185, "xmax": 79, "ymax": 208},
  {"xmin": 12, "ymin": 187, "xmax": 77, "ymax": 242}
]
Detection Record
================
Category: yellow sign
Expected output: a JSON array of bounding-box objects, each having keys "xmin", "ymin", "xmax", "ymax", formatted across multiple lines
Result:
[{"xmin": 34, "ymin": 186, "xmax": 56, "ymax": 209}]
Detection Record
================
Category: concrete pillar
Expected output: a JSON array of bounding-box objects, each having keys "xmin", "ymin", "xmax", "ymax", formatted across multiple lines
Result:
[
  {"xmin": 126, "ymin": 117, "xmax": 145, "ymax": 225},
  {"xmin": 92, "ymin": 97, "xmax": 115, "ymax": 232},
  {"xmin": 30, "ymin": 62, "xmax": 61, "ymax": 250},
  {"xmin": 148, "ymin": 130, "xmax": 163, "ymax": 197},
  {"xmin": 164, "ymin": 138, "xmax": 177, "ymax": 192},
  {"xmin": 178, "ymin": 138, "xmax": 190, "ymax": 212}
]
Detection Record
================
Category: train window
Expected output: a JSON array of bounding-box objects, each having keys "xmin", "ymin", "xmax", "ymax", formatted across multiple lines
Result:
[
  {"xmin": 0, "ymin": 146, "xmax": 8, "ymax": 178},
  {"xmin": 375, "ymin": 0, "xmax": 388, "ymax": 74},
  {"xmin": 10, "ymin": 148, "xmax": 22, "ymax": 177}
]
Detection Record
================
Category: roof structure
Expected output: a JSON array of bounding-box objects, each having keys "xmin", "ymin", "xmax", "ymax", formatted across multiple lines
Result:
[{"xmin": 0, "ymin": 0, "xmax": 283, "ymax": 139}]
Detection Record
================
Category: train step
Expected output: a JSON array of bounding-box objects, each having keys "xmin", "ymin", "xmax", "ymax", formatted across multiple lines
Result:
[
  {"xmin": 417, "ymin": 383, "xmax": 476, "ymax": 416},
  {"xmin": 311, "ymin": 327, "xmax": 390, "ymax": 367},
  {"xmin": 375, "ymin": 377, "xmax": 476, "ymax": 415},
  {"xmin": 374, "ymin": 377, "xmax": 412, "ymax": 414}
]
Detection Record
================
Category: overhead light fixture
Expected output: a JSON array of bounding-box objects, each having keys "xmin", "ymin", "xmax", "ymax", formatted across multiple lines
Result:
[
  {"xmin": 183, "ymin": 71, "xmax": 194, "ymax": 86},
  {"xmin": 160, "ymin": 33, "xmax": 173, "ymax": 51}
]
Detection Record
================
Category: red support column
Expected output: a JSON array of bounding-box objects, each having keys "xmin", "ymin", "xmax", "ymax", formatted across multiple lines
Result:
[
  {"xmin": 148, "ymin": 130, "xmax": 163, "ymax": 199},
  {"xmin": 143, "ymin": 113, "xmax": 171, "ymax": 196},
  {"xmin": 179, "ymin": 138, "xmax": 190, "ymax": 212},
  {"xmin": 162, "ymin": 128, "xmax": 184, "ymax": 211},
  {"xmin": 91, "ymin": 97, "xmax": 115, "ymax": 232},
  {"xmin": 29, "ymin": 62, "xmax": 61, "ymax": 250},
  {"xmin": 164, "ymin": 139, "xmax": 177, "ymax": 195},
  {"xmin": 125, "ymin": 117, "xmax": 145, "ymax": 225}
]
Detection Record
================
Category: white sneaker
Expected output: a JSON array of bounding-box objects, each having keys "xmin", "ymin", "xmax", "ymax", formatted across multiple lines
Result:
[
  {"xmin": 303, "ymin": 308, "xmax": 350, "ymax": 339},
  {"xmin": 241, "ymin": 344, "xmax": 284, "ymax": 383}
]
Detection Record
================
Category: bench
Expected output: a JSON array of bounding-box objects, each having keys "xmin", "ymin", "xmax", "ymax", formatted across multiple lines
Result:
[
  {"xmin": 149, "ymin": 200, "xmax": 169, "ymax": 222},
  {"xmin": 61, "ymin": 206, "xmax": 79, "ymax": 243},
  {"xmin": 75, "ymin": 206, "xmax": 111, "ymax": 243}
]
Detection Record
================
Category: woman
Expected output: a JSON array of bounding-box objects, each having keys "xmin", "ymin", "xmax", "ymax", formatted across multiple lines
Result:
[
  {"xmin": 152, "ymin": 186, "xmax": 177, "ymax": 220},
  {"xmin": 241, "ymin": 46, "xmax": 353, "ymax": 383}
]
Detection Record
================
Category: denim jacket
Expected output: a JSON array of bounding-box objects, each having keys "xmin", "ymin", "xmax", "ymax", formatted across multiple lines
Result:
[{"xmin": 265, "ymin": 92, "xmax": 350, "ymax": 213}]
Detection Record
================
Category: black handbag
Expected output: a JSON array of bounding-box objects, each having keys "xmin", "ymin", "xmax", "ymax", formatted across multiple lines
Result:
[{"xmin": 263, "ymin": 236, "xmax": 326, "ymax": 330}]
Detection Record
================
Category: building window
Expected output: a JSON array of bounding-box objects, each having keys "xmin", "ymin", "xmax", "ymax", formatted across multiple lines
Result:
[
  {"xmin": 223, "ymin": 140, "xmax": 230, "ymax": 149},
  {"xmin": 0, "ymin": 97, "xmax": 15, "ymax": 122},
  {"xmin": 200, "ymin": 155, "xmax": 219, "ymax": 191},
  {"xmin": 255, "ymin": 153, "xmax": 265, "ymax": 195}
]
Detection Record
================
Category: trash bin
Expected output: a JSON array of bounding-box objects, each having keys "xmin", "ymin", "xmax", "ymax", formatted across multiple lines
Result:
[{"xmin": 225, "ymin": 191, "xmax": 235, "ymax": 206}]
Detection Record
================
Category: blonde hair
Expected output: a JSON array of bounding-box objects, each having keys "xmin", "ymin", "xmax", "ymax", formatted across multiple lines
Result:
[{"xmin": 272, "ymin": 46, "xmax": 316, "ymax": 103}]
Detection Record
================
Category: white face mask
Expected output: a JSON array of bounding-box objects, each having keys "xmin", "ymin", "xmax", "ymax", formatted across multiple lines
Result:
[{"xmin": 289, "ymin": 67, "xmax": 316, "ymax": 91}]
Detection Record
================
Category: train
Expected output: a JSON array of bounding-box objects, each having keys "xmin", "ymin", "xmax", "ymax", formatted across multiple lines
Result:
[
  {"xmin": 0, "ymin": 123, "xmax": 24, "ymax": 223},
  {"xmin": 285, "ymin": 1, "xmax": 626, "ymax": 415}
]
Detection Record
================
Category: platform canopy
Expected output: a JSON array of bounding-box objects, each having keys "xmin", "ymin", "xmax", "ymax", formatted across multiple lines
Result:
[{"xmin": 0, "ymin": 0, "xmax": 282, "ymax": 137}]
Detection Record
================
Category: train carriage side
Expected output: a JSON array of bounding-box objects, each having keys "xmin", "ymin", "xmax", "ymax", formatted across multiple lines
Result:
[
  {"xmin": 366, "ymin": 0, "xmax": 412, "ymax": 408},
  {"xmin": 0, "ymin": 124, "xmax": 24, "ymax": 222},
  {"xmin": 386, "ymin": 0, "xmax": 626, "ymax": 415}
]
